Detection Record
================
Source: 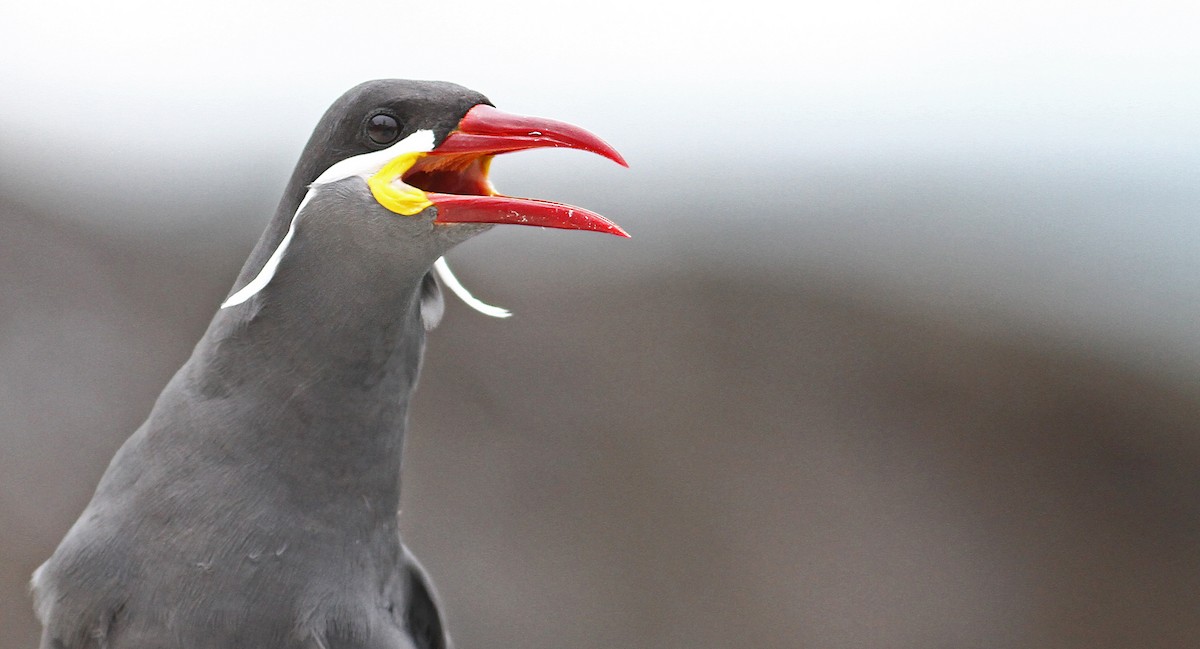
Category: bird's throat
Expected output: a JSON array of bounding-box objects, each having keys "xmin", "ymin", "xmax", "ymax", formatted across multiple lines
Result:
[{"xmin": 180, "ymin": 270, "xmax": 431, "ymax": 508}]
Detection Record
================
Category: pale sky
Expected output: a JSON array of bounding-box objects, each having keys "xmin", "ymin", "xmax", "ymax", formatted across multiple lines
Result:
[{"xmin": 2, "ymin": 0, "xmax": 1197, "ymax": 161}]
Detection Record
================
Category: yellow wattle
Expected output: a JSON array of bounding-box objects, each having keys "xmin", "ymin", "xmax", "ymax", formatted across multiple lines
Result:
[{"xmin": 367, "ymin": 151, "xmax": 433, "ymax": 216}]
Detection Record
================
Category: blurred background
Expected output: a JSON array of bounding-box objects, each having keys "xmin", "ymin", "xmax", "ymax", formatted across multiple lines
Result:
[{"xmin": 3, "ymin": 1, "xmax": 1199, "ymax": 647}]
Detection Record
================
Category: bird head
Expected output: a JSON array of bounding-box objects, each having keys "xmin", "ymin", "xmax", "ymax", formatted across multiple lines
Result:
[{"xmin": 221, "ymin": 80, "xmax": 627, "ymax": 311}]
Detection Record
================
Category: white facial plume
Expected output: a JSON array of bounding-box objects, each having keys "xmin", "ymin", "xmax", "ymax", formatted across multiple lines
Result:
[{"xmin": 220, "ymin": 130, "xmax": 509, "ymax": 318}]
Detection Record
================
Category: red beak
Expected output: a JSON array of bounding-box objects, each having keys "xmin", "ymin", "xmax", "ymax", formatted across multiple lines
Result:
[{"xmin": 403, "ymin": 104, "xmax": 630, "ymax": 237}]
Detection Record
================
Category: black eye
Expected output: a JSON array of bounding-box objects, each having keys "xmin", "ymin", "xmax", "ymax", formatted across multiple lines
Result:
[{"xmin": 366, "ymin": 113, "xmax": 400, "ymax": 145}]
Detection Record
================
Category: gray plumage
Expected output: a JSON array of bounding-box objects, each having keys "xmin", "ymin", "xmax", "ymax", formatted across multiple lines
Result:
[{"xmin": 31, "ymin": 81, "xmax": 495, "ymax": 649}]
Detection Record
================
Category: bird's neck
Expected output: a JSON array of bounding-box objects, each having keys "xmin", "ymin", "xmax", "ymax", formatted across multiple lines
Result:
[{"xmin": 171, "ymin": 247, "xmax": 431, "ymax": 508}]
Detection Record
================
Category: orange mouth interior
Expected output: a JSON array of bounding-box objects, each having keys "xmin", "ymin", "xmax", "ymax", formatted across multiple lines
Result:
[{"xmin": 402, "ymin": 153, "xmax": 494, "ymax": 197}]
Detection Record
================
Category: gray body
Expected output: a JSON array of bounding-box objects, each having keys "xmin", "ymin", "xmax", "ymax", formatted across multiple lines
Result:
[{"xmin": 32, "ymin": 81, "xmax": 491, "ymax": 649}]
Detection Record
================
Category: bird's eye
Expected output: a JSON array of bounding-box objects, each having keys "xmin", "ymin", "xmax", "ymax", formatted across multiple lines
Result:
[{"xmin": 366, "ymin": 113, "xmax": 400, "ymax": 145}]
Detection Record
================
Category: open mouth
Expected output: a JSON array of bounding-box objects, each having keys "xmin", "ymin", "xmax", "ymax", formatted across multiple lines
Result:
[
  {"xmin": 403, "ymin": 153, "xmax": 495, "ymax": 197},
  {"xmin": 397, "ymin": 104, "xmax": 629, "ymax": 237}
]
